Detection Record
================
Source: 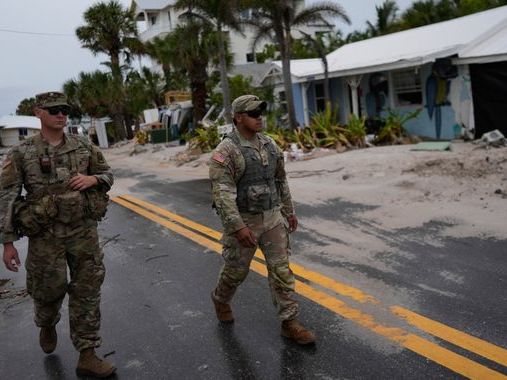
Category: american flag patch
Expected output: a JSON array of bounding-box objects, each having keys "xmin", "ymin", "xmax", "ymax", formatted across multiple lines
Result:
[{"xmin": 212, "ymin": 152, "xmax": 226, "ymax": 164}]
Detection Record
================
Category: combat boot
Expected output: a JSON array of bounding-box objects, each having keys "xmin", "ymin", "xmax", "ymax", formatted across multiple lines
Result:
[
  {"xmin": 76, "ymin": 348, "xmax": 116, "ymax": 378},
  {"xmin": 281, "ymin": 319, "xmax": 316, "ymax": 345},
  {"xmin": 39, "ymin": 326, "xmax": 57, "ymax": 354},
  {"xmin": 211, "ymin": 291, "xmax": 234, "ymax": 323}
]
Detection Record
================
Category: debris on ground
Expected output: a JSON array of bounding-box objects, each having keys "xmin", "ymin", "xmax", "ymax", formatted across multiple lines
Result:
[{"xmin": 473, "ymin": 129, "xmax": 506, "ymax": 149}]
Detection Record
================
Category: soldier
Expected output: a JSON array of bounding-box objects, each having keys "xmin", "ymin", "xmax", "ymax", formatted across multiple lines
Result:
[
  {"xmin": 209, "ymin": 94, "xmax": 315, "ymax": 345},
  {"xmin": 0, "ymin": 92, "xmax": 115, "ymax": 377}
]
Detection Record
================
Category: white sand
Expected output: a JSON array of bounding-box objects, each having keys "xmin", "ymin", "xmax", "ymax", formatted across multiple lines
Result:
[{"xmin": 105, "ymin": 140, "xmax": 507, "ymax": 241}]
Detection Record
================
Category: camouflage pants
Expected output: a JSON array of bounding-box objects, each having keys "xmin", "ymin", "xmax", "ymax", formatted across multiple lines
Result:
[
  {"xmin": 25, "ymin": 225, "xmax": 105, "ymax": 352},
  {"xmin": 213, "ymin": 218, "xmax": 299, "ymax": 321}
]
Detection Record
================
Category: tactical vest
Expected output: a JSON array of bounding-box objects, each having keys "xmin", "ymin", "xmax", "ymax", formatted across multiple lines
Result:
[
  {"xmin": 227, "ymin": 132, "xmax": 280, "ymax": 213},
  {"xmin": 13, "ymin": 136, "xmax": 108, "ymax": 237}
]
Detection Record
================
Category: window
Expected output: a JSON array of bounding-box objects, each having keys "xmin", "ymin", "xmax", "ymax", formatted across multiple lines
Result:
[
  {"xmin": 315, "ymin": 83, "xmax": 326, "ymax": 112},
  {"xmin": 246, "ymin": 53, "xmax": 255, "ymax": 63},
  {"xmin": 167, "ymin": 11, "xmax": 172, "ymax": 29},
  {"xmin": 392, "ymin": 69, "xmax": 422, "ymax": 106},
  {"xmin": 18, "ymin": 128, "xmax": 28, "ymax": 136},
  {"xmin": 150, "ymin": 15, "xmax": 157, "ymax": 25}
]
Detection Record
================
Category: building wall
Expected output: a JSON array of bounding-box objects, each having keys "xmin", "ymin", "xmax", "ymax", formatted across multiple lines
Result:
[
  {"xmin": 137, "ymin": 2, "xmax": 334, "ymax": 65},
  {"xmin": 349, "ymin": 63, "xmax": 472, "ymax": 140},
  {"xmin": 0, "ymin": 128, "xmax": 39, "ymax": 147}
]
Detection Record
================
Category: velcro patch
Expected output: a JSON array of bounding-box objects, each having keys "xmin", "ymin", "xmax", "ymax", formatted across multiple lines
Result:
[{"xmin": 212, "ymin": 152, "xmax": 226, "ymax": 164}]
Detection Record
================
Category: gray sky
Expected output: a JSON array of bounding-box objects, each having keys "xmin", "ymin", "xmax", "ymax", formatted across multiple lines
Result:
[{"xmin": 0, "ymin": 0, "xmax": 414, "ymax": 116}]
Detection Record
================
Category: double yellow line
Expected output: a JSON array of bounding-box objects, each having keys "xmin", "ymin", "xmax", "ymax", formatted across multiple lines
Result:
[{"xmin": 113, "ymin": 194, "xmax": 507, "ymax": 379}]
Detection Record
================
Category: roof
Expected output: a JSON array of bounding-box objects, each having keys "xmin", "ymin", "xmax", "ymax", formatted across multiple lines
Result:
[
  {"xmin": 276, "ymin": 6, "xmax": 507, "ymax": 81},
  {"xmin": 131, "ymin": 0, "xmax": 172, "ymax": 11},
  {"xmin": 0, "ymin": 115, "xmax": 41, "ymax": 130},
  {"xmin": 458, "ymin": 21, "xmax": 507, "ymax": 64},
  {"xmin": 229, "ymin": 63, "xmax": 282, "ymax": 87}
]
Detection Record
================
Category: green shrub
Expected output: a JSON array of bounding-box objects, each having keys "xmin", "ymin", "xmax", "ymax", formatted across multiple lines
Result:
[
  {"xmin": 345, "ymin": 114, "xmax": 367, "ymax": 148},
  {"xmin": 375, "ymin": 108, "xmax": 421, "ymax": 145},
  {"xmin": 188, "ymin": 124, "xmax": 220, "ymax": 152}
]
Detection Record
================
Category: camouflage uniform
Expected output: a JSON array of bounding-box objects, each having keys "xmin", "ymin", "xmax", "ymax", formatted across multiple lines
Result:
[
  {"xmin": 0, "ymin": 93, "xmax": 113, "ymax": 352},
  {"xmin": 210, "ymin": 110, "xmax": 299, "ymax": 321}
]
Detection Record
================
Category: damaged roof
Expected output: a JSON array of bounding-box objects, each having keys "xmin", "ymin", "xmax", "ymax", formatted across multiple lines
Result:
[{"xmin": 276, "ymin": 5, "xmax": 507, "ymax": 81}]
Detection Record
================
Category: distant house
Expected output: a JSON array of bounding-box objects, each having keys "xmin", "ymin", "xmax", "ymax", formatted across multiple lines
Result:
[
  {"xmin": 131, "ymin": 0, "xmax": 336, "ymax": 65},
  {"xmin": 0, "ymin": 116, "xmax": 41, "ymax": 147},
  {"xmin": 274, "ymin": 6, "xmax": 507, "ymax": 140}
]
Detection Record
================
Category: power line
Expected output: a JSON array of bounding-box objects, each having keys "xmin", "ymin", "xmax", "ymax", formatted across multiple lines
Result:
[{"xmin": 0, "ymin": 28, "xmax": 74, "ymax": 37}]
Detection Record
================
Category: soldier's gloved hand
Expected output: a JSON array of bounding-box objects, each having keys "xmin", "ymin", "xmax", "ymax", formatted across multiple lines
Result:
[
  {"xmin": 3, "ymin": 243, "xmax": 21, "ymax": 272},
  {"xmin": 287, "ymin": 214, "xmax": 298, "ymax": 233},
  {"xmin": 235, "ymin": 227, "xmax": 257, "ymax": 248},
  {"xmin": 68, "ymin": 173, "xmax": 98, "ymax": 191}
]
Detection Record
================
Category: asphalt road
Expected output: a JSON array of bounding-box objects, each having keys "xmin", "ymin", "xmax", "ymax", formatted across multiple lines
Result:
[{"xmin": 1, "ymin": 169, "xmax": 506, "ymax": 379}]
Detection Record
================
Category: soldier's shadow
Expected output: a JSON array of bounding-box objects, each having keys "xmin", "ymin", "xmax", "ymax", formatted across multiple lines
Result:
[
  {"xmin": 279, "ymin": 339, "xmax": 317, "ymax": 379},
  {"xmin": 216, "ymin": 324, "xmax": 258, "ymax": 380},
  {"xmin": 43, "ymin": 355, "xmax": 67, "ymax": 380}
]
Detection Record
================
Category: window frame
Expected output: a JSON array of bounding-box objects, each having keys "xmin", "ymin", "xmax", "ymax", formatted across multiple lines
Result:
[{"xmin": 392, "ymin": 68, "xmax": 423, "ymax": 107}]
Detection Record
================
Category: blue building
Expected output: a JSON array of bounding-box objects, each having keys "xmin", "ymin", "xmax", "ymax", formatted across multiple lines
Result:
[{"xmin": 271, "ymin": 6, "xmax": 507, "ymax": 140}]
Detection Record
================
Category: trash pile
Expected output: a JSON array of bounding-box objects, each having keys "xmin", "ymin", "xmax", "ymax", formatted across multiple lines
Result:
[{"xmin": 473, "ymin": 129, "xmax": 506, "ymax": 148}]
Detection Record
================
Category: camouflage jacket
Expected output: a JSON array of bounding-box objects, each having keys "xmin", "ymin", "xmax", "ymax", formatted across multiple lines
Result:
[
  {"xmin": 0, "ymin": 133, "xmax": 113, "ymax": 244},
  {"xmin": 209, "ymin": 128, "xmax": 294, "ymax": 235}
]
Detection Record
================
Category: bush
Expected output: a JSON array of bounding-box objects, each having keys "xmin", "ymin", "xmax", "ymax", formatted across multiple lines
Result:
[
  {"xmin": 345, "ymin": 114, "xmax": 367, "ymax": 148},
  {"xmin": 187, "ymin": 125, "xmax": 220, "ymax": 153},
  {"xmin": 375, "ymin": 109, "xmax": 421, "ymax": 145}
]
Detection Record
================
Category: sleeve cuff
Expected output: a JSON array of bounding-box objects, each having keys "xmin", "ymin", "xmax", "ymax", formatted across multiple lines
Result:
[
  {"xmin": 0, "ymin": 232, "xmax": 19, "ymax": 244},
  {"xmin": 224, "ymin": 220, "xmax": 246, "ymax": 235}
]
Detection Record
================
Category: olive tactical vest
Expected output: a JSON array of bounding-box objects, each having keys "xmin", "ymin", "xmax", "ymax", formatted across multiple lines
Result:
[{"xmin": 227, "ymin": 132, "xmax": 280, "ymax": 213}]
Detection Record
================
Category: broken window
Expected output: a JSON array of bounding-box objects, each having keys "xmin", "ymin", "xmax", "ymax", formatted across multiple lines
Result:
[{"xmin": 393, "ymin": 69, "xmax": 422, "ymax": 106}]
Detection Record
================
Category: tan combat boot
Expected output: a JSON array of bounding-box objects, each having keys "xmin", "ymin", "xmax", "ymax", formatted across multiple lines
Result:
[
  {"xmin": 39, "ymin": 326, "xmax": 57, "ymax": 354},
  {"xmin": 76, "ymin": 348, "xmax": 116, "ymax": 378},
  {"xmin": 281, "ymin": 319, "xmax": 316, "ymax": 345},
  {"xmin": 211, "ymin": 291, "xmax": 234, "ymax": 323}
]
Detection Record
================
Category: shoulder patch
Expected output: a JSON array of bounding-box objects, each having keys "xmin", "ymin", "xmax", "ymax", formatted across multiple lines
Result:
[{"xmin": 212, "ymin": 152, "xmax": 226, "ymax": 165}]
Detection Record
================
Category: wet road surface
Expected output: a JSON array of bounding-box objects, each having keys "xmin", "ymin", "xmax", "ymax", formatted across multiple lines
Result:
[{"xmin": 1, "ymin": 170, "xmax": 506, "ymax": 379}]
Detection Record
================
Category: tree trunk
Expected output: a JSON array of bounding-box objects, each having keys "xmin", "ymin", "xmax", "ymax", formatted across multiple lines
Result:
[
  {"xmin": 279, "ymin": 31, "xmax": 298, "ymax": 130},
  {"xmin": 110, "ymin": 51, "xmax": 129, "ymax": 140},
  {"xmin": 217, "ymin": 24, "xmax": 232, "ymax": 124},
  {"xmin": 191, "ymin": 80, "xmax": 207, "ymax": 126},
  {"xmin": 124, "ymin": 113, "xmax": 134, "ymax": 139}
]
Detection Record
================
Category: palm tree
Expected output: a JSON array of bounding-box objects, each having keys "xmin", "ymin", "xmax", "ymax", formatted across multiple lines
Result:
[
  {"xmin": 366, "ymin": 0, "xmax": 400, "ymax": 36},
  {"xmin": 166, "ymin": 21, "xmax": 219, "ymax": 124},
  {"xmin": 144, "ymin": 35, "xmax": 188, "ymax": 91},
  {"xmin": 400, "ymin": 0, "xmax": 457, "ymax": 28},
  {"xmin": 76, "ymin": 0, "xmax": 142, "ymax": 140},
  {"xmin": 15, "ymin": 98, "xmax": 36, "ymax": 116},
  {"xmin": 174, "ymin": 0, "xmax": 243, "ymax": 123},
  {"xmin": 299, "ymin": 32, "xmax": 331, "ymax": 108},
  {"xmin": 63, "ymin": 71, "xmax": 113, "ymax": 120},
  {"xmin": 248, "ymin": 1, "xmax": 350, "ymax": 129}
]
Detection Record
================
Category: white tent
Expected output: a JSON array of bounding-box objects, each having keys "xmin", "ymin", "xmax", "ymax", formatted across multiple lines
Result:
[{"xmin": 274, "ymin": 6, "xmax": 507, "ymax": 81}]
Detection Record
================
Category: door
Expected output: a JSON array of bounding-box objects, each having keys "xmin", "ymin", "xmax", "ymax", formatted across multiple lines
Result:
[{"xmin": 470, "ymin": 61, "xmax": 507, "ymax": 137}]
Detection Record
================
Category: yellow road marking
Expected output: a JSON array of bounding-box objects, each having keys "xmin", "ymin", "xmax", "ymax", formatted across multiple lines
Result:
[
  {"xmin": 113, "ymin": 197, "xmax": 223, "ymax": 253},
  {"xmin": 392, "ymin": 306, "xmax": 507, "ymax": 368},
  {"xmin": 117, "ymin": 195, "xmax": 379, "ymax": 305},
  {"xmin": 112, "ymin": 195, "xmax": 507, "ymax": 379},
  {"xmin": 294, "ymin": 280, "xmax": 507, "ymax": 380}
]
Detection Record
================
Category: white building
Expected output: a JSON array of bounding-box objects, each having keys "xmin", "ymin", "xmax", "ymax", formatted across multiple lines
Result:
[
  {"xmin": 0, "ymin": 116, "xmax": 41, "ymax": 147},
  {"xmin": 131, "ymin": 0, "xmax": 335, "ymax": 65}
]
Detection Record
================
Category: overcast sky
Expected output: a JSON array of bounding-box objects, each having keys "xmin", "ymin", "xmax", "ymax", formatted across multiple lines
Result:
[{"xmin": 0, "ymin": 0, "xmax": 414, "ymax": 116}]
